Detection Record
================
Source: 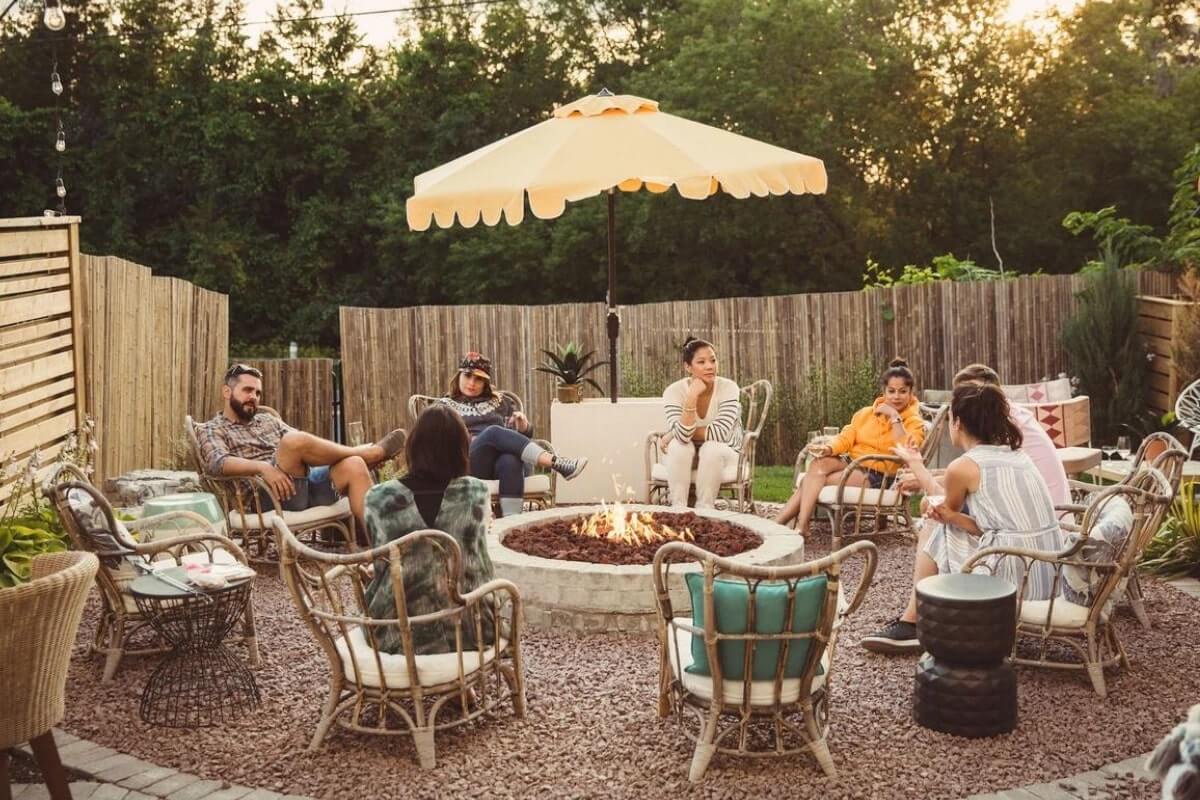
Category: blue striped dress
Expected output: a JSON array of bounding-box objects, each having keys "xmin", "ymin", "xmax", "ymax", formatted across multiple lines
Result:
[{"xmin": 923, "ymin": 444, "xmax": 1064, "ymax": 600}]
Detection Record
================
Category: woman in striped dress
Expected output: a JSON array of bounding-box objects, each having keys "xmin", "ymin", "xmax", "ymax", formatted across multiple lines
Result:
[
  {"xmin": 861, "ymin": 382, "xmax": 1063, "ymax": 654},
  {"xmin": 658, "ymin": 337, "xmax": 744, "ymax": 508}
]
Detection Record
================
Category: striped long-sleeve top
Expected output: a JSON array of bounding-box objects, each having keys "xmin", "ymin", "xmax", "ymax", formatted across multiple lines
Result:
[{"xmin": 662, "ymin": 377, "xmax": 744, "ymax": 450}]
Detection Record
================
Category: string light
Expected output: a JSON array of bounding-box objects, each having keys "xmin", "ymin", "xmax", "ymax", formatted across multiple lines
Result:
[
  {"xmin": 51, "ymin": 66, "xmax": 62, "ymax": 95},
  {"xmin": 55, "ymin": 121, "xmax": 66, "ymax": 152},
  {"xmin": 55, "ymin": 174, "xmax": 66, "ymax": 198},
  {"xmin": 42, "ymin": 0, "xmax": 65, "ymax": 31}
]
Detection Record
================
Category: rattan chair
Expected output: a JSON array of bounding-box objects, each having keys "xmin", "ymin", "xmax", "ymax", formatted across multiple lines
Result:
[
  {"xmin": 962, "ymin": 468, "xmax": 1173, "ymax": 697},
  {"xmin": 645, "ymin": 379, "xmax": 773, "ymax": 513},
  {"xmin": 792, "ymin": 403, "xmax": 948, "ymax": 550},
  {"xmin": 653, "ymin": 540, "xmax": 877, "ymax": 781},
  {"xmin": 185, "ymin": 414, "xmax": 357, "ymax": 562},
  {"xmin": 48, "ymin": 465, "xmax": 259, "ymax": 682},
  {"xmin": 0, "ymin": 551, "xmax": 98, "ymax": 800},
  {"xmin": 275, "ymin": 517, "xmax": 526, "ymax": 767},
  {"xmin": 407, "ymin": 391, "xmax": 556, "ymax": 512},
  {"xmin": 1057, "ymin": 433, "xmax": 1188, "ymax": 629}
]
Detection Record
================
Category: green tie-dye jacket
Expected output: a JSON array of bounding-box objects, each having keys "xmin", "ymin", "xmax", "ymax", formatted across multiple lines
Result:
[{"xmin": 362, "ymin": 476, "xmax": 496, "ymax": 655}]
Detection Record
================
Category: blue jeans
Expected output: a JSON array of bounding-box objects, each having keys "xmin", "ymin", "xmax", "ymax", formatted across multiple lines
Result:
[
  {"xmin": 262, "ymin": 465, "xmax": 338, "ymax": 511},
  {"xmin": 470, "ymin": 426, "xmax": 531, "ymax": 499}
]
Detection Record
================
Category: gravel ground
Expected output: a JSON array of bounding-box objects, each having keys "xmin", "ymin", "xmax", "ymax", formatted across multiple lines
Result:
[{"xmin": 59, "ymin": 522, "xmax": 1195, "ymax": 800}]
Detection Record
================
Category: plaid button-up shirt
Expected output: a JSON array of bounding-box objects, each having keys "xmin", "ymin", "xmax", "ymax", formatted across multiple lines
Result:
[{"xmin": 195, "ymin": 413, "xmax": 292, "ymax": 474}]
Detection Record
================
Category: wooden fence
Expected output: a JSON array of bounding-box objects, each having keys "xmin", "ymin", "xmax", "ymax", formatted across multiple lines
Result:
[
  {"xmin": 1138, "ymin": 295, "xmax": 1197, "ymax": 416},
  {"xmin": 81, "ymin": 255, "xmax": 228, "ymax": 480},
  {"xmin": 0, "ymin": 217, "xmax": 86, "ymax": 502},
  {"xmin": 341, "ymin": 271, "xmax": 1175, "ymax": 465},
  {"xmin": 228, "ymin": 358, "xmax": 336, "ymax": 439}
]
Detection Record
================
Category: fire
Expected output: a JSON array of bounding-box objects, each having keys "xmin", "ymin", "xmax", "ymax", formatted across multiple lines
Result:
[{"xmin": 570, "ymin": 499, "xmax": 694, "ymax": 547}]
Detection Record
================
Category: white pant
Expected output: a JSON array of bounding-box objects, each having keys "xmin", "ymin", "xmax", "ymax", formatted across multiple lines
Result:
[{"xmin": 663, "ymin": 439, "xmax": 739, "ymax": 509}]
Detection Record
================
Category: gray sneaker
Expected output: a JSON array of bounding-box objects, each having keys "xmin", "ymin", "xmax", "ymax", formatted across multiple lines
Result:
[
  {"xmin": 861, "ymin": 618, "xmax": 921, "ymax": 655},
  {"xmin": 551, "ymin": 456, "xmax": 588, "ymax": 481}
]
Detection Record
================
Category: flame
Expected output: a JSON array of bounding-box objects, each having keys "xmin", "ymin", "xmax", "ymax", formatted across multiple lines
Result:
[{"xmin": 570, "ymin": 499, "xmax": 694, "ymax": 547}]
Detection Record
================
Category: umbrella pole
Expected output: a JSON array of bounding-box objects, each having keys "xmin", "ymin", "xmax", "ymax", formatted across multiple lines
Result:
[{"xmin": 606, "ymin": 189, "xmax": 619, "ymax": 403}]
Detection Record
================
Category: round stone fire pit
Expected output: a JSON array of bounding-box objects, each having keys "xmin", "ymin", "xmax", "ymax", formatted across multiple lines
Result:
[{"xmin": 489, "ymin": 504, "xmax": 806, "ymax": 633}]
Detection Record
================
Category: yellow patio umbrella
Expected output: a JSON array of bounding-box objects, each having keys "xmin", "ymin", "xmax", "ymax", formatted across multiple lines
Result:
[{"xmin": 406, "ymin": 90, "xmax": 828, "ymax": 402}]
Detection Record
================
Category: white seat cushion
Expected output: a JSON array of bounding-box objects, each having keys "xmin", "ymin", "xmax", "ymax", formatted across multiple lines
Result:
[
  {"xmin": 334, "ymin": 627, "xmax": 507, "ymax": 689},
  {"xmin": 1019, "ymin": 598, "xmax": 1098, "ymax": 629},
  {"xmin": 666, "ymin": 620, "xmax": 828, "ymax": 705},
  {"xmin": 228, "ymin": 496, "xmax": 352, "ymax": 529},
  {"xmin": 649, "ymin": 463, "xmax": 747, "ymax": 484},
  {"xmin": 483, "ymin": 474, "xmax": 552, "ymax": 496},
  {"xmin": 816, "ymin": 485, "xmax": 902, "ymax": 506}
]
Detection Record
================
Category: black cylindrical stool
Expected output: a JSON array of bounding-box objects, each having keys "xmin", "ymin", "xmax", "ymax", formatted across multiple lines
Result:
[{"xmin": 913, "ymin": 573, "xmax": 1017, "ymax": 738}]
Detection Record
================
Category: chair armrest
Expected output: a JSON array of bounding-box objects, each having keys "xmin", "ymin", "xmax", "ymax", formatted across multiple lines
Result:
[
  {"xmin": 735, "ymin": 431, "xmax": 759, "ymax": 477},
  {"xmin": 837, "ymin": 540, "xmax": 878, "ymax": 618},
  {"xmin": 200, "ymin": 473, "xmax": 283, "ymax": 515},
  {"xmin": 132, "ymin": 527, "xmax": 249, "ymax": 566},
  {"xmin": 129, "ymin": 509, "xmax": 219, "ymax": 535},
  {"xmin": 961, "ymin": 543, "xmax": 1067, "ymax": 573}
]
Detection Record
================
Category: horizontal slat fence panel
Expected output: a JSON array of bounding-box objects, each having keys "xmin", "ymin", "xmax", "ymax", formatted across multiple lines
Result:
[
  {"xmin": 342, "ymin": 271, "xmax": 1177, "ymax": 466},
  {"xmin": 0, "ymin": 218, "xmax": 84, "ymax": 505},
  {"xmin": 81, "ymin": 254, "xmax": 228, "ymax": 481},
  {"xmin": 1137, "ymin": 295, "xmax": 1196, "ymax": 416},
  {"xmin": 227, "ymin": 358, "xmax": 335, "ymax": 439}
]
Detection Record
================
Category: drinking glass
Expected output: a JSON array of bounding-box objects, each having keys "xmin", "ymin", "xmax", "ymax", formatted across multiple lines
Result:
[
  {"xmin": 1116, "ymin": 436, "xmax": 1131, "ymax": 458},
  {"xmin": 807, "ymin": 430, "xmax": 821, "ymax": 444},
  {"xmin": 347, "ymin": 421, "xmax": 365, "ymax": 447},
  {"xmin": 823, "ymin": 426, "xmax": 839, "ymax": 437},
  {"xmin": 1100, "ymin": 442, "xmax": 1118, "ymax": 461}
]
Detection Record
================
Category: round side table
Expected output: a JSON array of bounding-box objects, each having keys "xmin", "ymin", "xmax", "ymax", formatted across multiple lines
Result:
[
  {"xmin": 142, "ymin": 492, "xmax": 227, "ymax": 537},
  {"xmin": 130, "ymin": 567, "xmax": 259, "ymax": 727},
  {"xmin": 912, "ymin": 573, "xmax": 1017, "ymax": 738}
]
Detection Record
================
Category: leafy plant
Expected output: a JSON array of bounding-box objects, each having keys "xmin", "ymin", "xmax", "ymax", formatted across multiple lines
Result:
[
  {"xmin": 1061, "ymin": 246, "xmax": 1149, "ymax": 443},
  {"xmin": 1141, "ymin": 482, "xmax": 1200, "ymax": 578},
  {"xmin": 535, "ymin": 342, "xmax": 608, "ymax": 392},
  {"xmin": 1063, "ymin": 207, "xmax": 1163, "ymax": 268},
  {"xmin": 863, "ymin": 254, "xmax": 1007, "ymax": 289}
]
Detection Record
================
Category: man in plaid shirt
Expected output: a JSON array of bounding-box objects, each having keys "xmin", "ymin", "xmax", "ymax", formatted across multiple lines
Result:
[{"xmin": 196, "ymin": 364, "xmax": 404, "ymax": 535}]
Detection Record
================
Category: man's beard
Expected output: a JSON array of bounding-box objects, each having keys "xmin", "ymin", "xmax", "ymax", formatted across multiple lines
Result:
[{"xmin": 230, "ymin": 399, "xmax": 257, "ymax": 422}]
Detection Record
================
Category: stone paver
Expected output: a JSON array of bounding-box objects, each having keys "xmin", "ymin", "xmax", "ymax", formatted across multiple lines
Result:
[
  {"xmin": 240, "ymin": 790, "xmax": 285, "ymax": 800},
  {"xmin": 141, "ymin": 773, "xmax": 205, "ymax": 798},
  {"xmin": 90, "ymin": 784, "xmax": 132, "ymax": 800},
  {"xmin": 202, "ymin": 787, "xmax": 254, "ymax": 800},
  {"xmin": 1020, "ymin": 782, "xmax": 1080, "ymax": 800},
  {"xmin": 164, "ymin": 779, "xmax": 223, "ymax": 800},
  {"xmin": 93, "ymin": 754, "xmax": 156, "ymax": 782},
  {"xmin": 119, "ymin": 767, "xmax": 180, "ymax": 791}
]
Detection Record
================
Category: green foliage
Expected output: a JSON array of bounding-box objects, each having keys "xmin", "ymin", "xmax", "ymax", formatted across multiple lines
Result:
[
  {"xmin": 863, "ymin": 253, "xmax": 1007, "ymax": 288},
  {"xmin": 1163, "ymin": 145, "xmax": 1200, "ymax": 273},
  {"xmin": 1061, "ymin": 247, "xmax": 1150, "ymax": 443},
  {"xmin": 620, "ymin": 361, "xmax": 676, "ymax": 400},
  {"xmin": 750, "ymin": 466, "xmax": 795, "ymax": 503},
  {"xmin": 535, "ymin": 342, "xmax": 608, "ymax": 392},
  {"xmin": 768, "ymin": 358, "xmax": 879, "ymax": 465},
  {"xmin": 1140, "ymin": 482, "xmax": 1200, "ymax": 578},
  {"xmin": 1063, "ymin": 207, "xmax": 1163, "ymax": 268}
]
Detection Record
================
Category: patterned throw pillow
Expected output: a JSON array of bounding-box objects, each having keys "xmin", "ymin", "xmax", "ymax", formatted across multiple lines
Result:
[
  {"xmin": 65, "ymin": 487, "xmax": 144, "ymax": 575},
  {"xmin": 1045, "ymin": 377, "xmax": 1073, "ymax": 402},
  {"xmin": 1061, "ymin": 497, "xmax": 1134, "ymax": 607}
]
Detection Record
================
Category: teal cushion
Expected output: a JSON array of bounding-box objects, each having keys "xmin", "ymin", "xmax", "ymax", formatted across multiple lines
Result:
[{"xmin": 684, "ymin": 573, "xmax": 828, "ymax": 680}]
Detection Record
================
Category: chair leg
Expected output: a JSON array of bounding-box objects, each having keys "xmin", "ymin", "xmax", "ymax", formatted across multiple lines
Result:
[
  {"xmin": 809, "ymin": 737, "xmax": 837, "ymax": 779},
  {"xmin": 101, "ymin": 617, "xmax": 126, "ymax": 683},
  {"xmin": 242, "ymin": 602, "xmax": 261, "ymax": 668},
  {"xmin": 308, "ymin": 684, "xmax": 342, "ymax": 751},
  {"xmin": 1, "ymin": 748, "xmax": 12, "ymax": 800},
  {"xmin": 1125, "ymin": 572, "xmax": 1151, "ymax": 630},
  {"xmin": 412, "ymin": 727, "xmax": 437, "ymax": 770},
  {"xmin": 688, "ymin": 710, "xmax": 720, "ymax": 782},
  {"xmin": 29, "ymin": 731, "xmax": 72, "ymax": 800},
  {"xmin": 1085, "ymin": 632, "xmax": 1107, "ymax": 698}
]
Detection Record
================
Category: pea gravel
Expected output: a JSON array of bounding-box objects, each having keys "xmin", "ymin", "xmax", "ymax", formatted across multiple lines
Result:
[{"xmin": 59, "ymin": 523, "xmax": 1197, "ymax": 800}]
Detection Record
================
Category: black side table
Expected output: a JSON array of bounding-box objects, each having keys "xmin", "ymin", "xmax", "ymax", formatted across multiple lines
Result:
[
  {"xmin": 130, "ymin": 567, "xmax": 260, "ymax": 728},
  {"xmin": 912, "ymin": 573, "xmax": 1017, "ymax": 738}
]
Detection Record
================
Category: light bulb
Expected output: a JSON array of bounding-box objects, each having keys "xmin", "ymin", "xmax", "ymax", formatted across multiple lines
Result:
[
  {"xmin": 51, "ymin": 71, "xmax": 63, "ymax": 96},
  {"xmin": 55, "ymin": 130, "xmax": 66, "ymax": 152},
  {"xmin": 43, "ymin": 2, "xmax": 66, "ymax": 31},
  {"xmin": 55, "ymin": 178, "xmax": 66, "ymax": 198}
]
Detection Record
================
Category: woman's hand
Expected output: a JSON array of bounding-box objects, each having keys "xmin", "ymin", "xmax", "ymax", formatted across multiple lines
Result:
[
  {"xmin": 877, "ymin": 403, "xmax": 901, "ymax": 422},
  {"xmin": 685, "ymin": 377, "xmax": 707, "ymax": 402},
  {"xmin": 508, "ymin": 411, "xmax": 530, "ymax": 433},
  {"xmin": 896, "ymin": 470, "xmax": 921, "ymax": 496},
  {"xmin": 892, "ymin": 444, "xmax": 923, "ymax": 467},
  {"xmin": 807, "ymin": 443, "xmax": 833, "ymax": 458}
]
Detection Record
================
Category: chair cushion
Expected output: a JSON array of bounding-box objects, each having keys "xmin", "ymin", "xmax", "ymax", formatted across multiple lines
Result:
[
  {"xmin": 683, "ymin": 573, "xmax": 827, "ymax": 680},
  {"xmin": 816, "ymin": 485, "xmax": 902, "ymax": 506},
  {"xmin": 1061, "ymin": 496, "xmax": 1134, "ymax": 607},
  {"xmin": 334, "ymin": 627, "xmax": 507, "ymax": 689},
  {"xmin": 483, "ymin": 474, "xmax": 552, "ymax": 496},
  {"xmin": 668, "ymin": 621, "xmax": 828, "ymax": 705},
  {"xmin": 1056, "ymin": 447, "xmax": 1102, "ymax": 475},
  {"xmin": 1019, "ymin": 598, "xmax": 1098, "ymax": 629},
  {"xmin": 228, "ymin": 496, "xmax": 352, "ymax": 529},
  {"xmin": 649, "ymin": 463, "xmax": 747, "ymax": 484}
]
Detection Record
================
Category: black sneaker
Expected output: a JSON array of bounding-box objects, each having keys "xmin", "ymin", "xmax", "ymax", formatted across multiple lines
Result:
[
  {"xmin": 861, "ymin": 618, "xmax": 921, "ymax": 655},
  {"xmin": 551, "ymin": 455, "xmax": 588, "ymax": 481}
]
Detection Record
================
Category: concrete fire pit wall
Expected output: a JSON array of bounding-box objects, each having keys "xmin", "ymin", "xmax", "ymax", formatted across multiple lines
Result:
[{"xmin": 488, "ymin": 505, "xmax": 807, "ymax": 634}]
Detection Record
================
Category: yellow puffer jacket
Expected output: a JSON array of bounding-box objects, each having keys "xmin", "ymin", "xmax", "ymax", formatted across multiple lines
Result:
[{"xmin": 827, "ymin": 397, "xmax": 926, "ymax": 475}]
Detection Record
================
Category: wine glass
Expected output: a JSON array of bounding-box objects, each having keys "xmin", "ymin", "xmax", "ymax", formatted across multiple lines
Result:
[
  {"xmin": 1116, "ymin": 435, "xmax": 1131, "ymax": 460},
  {"xmin": 347, "ymin": 421, "xmax": 365, "ymax": 447},
  {"xmin": 1100, "ymin": 441, "xmax": 1118, "ymax": 461},
  {"xmin": 807, "ymin": 430, "xmax": 821, "ymax": 444},
  {"xmin": 823, "ymin": 426, "xmax": 839, "ymax": 438}
]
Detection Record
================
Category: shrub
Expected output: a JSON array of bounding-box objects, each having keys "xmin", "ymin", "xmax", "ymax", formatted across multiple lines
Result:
[{"xmin": 1141, "ymin": 482, "xmax": 1200, "ymax": 578}]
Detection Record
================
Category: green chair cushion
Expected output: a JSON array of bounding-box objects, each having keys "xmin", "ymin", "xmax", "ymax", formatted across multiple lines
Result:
[{"xmin": 684, "ymin": 572, "xmax": 828, "ymax": 680}]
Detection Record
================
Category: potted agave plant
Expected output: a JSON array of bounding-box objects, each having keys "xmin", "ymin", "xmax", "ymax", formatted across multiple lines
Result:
[{"xmin": 537, "ymin": 342, "xmax": 608, "ymax": 403}]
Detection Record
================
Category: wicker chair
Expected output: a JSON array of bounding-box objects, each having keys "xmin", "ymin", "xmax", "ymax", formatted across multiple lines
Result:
[
  {"xmin": 0, "ymin": 551, "xmax": 98, "ymax": 800},
  {"xmin": 1058, "ymin": 433, "xmax": 1188, "ymax": 629},
  {"xmin": 48, "ymin": 465, "xmax": 259, "ymax": 682},
  {"xmin": 407, "ymin": 391, "xmax": 556, "ymax": 512},
  {"xmin": 792, "ymin": 403, "xmax": 948, "ymax": 550},
  {"xmin": 184, "ymin": 413, "xmax": 357, "ymax": 561},
  {"xmin": 653, "ymin": 540, "xmax": 877, "ymax": 781},
  {"xmin": 275, "ymin": 517, "xmax": 526, "ymax": 767},
  {"xmin": 962, "ymin": 468, "xmax": 1173, "ymax": 697},
  {"xmin": 645, "ymin": 379, "xmax": 773, "ymax": 513}
]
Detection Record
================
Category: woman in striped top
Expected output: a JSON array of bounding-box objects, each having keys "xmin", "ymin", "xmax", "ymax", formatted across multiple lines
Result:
[
  {"xmin": 659, "ymin": 337, "xmax": 744, "ymax": 508},
  {"xmin": 861, "ymin": 383, "xmax": 1064, "ymax": 654}
]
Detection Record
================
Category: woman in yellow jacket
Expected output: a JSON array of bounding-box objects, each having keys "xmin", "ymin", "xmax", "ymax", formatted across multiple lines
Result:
[{"xmin": 775, "ymin": 358, "xmax": 926, "ymax": 534}]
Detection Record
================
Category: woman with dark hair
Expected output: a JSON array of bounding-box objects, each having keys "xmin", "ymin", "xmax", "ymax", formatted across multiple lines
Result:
[
  {"xmin": 659, "ymin": 337, "xmax": 744, "ymax": 508},
  {"xmin": 437, "ymin": 351, "xmax": 587, "ymax": 517},
  {"xmin": 774, "ymin": 358, "xmax": 926, "ymax": 533},
  {"xmin": 861, "ymin": 383, "xmax": 1063, "ymax": 654},
  {"xmin": 362, "ymin": 405, "xmax": 495, "ymax": 654}
]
